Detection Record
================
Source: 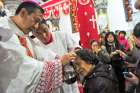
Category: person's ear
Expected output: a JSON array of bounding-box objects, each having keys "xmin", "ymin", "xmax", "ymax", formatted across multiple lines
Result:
[{"xmin": 19, "ymin": 8, "xmax": 28, "ymax": 18}]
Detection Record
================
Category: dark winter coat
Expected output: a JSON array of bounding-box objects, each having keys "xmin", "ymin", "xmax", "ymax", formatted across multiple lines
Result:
[
  {"xmin": 83, "ymin": 62, "xmax": 120, "ymax": 93},
  {"xmin": 125, "ymin": 47, "xmax": 140, "ymax": 93},
  {"xmin": 105, "ymin": 43, "xmax": 125, "ymax": 93}
]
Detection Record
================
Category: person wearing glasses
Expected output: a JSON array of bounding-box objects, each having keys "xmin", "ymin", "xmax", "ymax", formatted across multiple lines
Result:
[{"xmin": 0, "ymin": 1, "xmax": 76, "ymax": 93}]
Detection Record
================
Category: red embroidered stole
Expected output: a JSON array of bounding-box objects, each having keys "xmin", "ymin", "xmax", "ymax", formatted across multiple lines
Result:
[{"xmin": 17, "ymin": 35, "xmax": 33, "ymax": 57}]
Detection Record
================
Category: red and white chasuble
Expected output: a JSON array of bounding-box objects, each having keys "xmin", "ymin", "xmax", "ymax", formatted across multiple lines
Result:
[
  {"xmin": 35, "ymin": 60, "xmax": 63, "ymax": 93},
  {"xmin": 77, "ymin": 0, "xmax": 99, "ymax": 49}
]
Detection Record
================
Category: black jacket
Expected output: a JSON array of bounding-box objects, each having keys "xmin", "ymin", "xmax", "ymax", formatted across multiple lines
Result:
[
  {"xmin": 123, "ymin": 47, "xmax": 140, "ymax": 93},
  {"xmin": 83, "ymin": 62, "xmax": 120, "ymax": 93},
  {"xmin": 136, "ymin": 61, "xmax": 140, "ymax": 93}
]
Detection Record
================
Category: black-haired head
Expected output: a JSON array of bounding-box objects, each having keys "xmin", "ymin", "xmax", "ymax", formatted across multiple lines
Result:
[
  {"xmin": 15, "ymin": 1, "xmax": 44, "ymax": 15},
  {"xmin": 118, "ymin": 31, "xmax": 126, "ymax": 36},
  {"xmin": 133, "ymin": 22, "xmax": 140, "ymax": 38},
  {"xmin": 75, "ymin": 49, "xmax": 99, "ymax": 65},
  {"xmin": 89, "ymin": 39, "xmax": 98, "ymax": 47}
]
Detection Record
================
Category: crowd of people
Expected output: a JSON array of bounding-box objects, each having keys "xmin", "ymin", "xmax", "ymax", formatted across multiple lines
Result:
[{"xmin": 0, "ymin": 0, "xmax": 140, "ymax": 93}]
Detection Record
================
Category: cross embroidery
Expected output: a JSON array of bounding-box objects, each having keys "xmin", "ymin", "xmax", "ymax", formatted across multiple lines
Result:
[{"xmin": 89, "ymin": 15, "xmax": 96, "ymax": 29}]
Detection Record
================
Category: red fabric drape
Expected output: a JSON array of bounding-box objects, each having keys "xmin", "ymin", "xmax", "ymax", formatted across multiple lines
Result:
[{"xmin": 77, "ymin": 0, "xmax": 99, "ymax": 49}]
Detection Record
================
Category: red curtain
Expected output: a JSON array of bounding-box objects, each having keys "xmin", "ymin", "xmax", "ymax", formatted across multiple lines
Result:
[{"xmin": 77, "ymin": 0, "xmax": 99, "ymax": 49}]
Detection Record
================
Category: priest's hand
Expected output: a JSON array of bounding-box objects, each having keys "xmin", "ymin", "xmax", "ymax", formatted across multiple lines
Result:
[{"xmin": 60, "ymin": 52, "xmax": 77, "ymax": 65}]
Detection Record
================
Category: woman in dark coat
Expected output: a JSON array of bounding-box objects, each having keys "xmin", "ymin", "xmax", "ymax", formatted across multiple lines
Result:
[
  {"xmin": 104, "ymin": 32, "xmax": 125, "ymax": 93},
  {"xmin": 74, "ymin": 49, "xmax": 120, "ymax": 93}
]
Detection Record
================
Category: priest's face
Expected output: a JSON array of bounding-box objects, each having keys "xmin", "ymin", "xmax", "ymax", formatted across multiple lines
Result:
[{"xmin": 21, "ymin": 9, "xmax": 43, "ymax": 33}]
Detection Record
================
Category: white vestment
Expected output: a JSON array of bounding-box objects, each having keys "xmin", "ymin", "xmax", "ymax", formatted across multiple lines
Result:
[
  {"xmin": 0, "ymin": 17, "xmax": 63, "ymax": 93},
  {"xmin": 46, "ymin": 31, "xmax": 80, "ymax": 93},
  {"xmin": 0, "ymin": 41, "xmax": 44, "ymax": 93},
  {"xmin": 32, "ymin": 38, "xmax": 57, "ymax": 61},
  {"xmin": 46, "ymin": 31, "xmax": 76, "ymax": 56}
]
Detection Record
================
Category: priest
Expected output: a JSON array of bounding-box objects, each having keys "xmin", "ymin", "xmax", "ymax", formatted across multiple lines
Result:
[{"xmin": 0, "ymin": 1, "xmax": 76, "ymax": 93}]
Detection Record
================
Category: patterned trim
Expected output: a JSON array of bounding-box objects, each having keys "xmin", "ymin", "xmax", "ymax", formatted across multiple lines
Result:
[
  {"xmin": 17, "ymin": 35, "xmax": 33, "ymax": 57},
  {"xmin": 35, "ymin": 60, "xmax": 63, "ymax": 93}
]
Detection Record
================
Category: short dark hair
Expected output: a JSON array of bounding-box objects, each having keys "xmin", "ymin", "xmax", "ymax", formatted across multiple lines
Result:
[
  {"xmin": 89, "ymin": 39, "xmax": 98, "ymax": 46},
  {"xmin": 75, "ymin": 49, "xmax": 99, "ymax": 65},
  {"xmin": 15, "ymin": 1, "xmax": 44, "ymax": 15},
  {"xmin": 118, "ymin": 31, "xmax": 126, "ymax": 36},
  {"xmin": 133, "ymin": 22, "xmax": 140, "ymax": 38}
]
